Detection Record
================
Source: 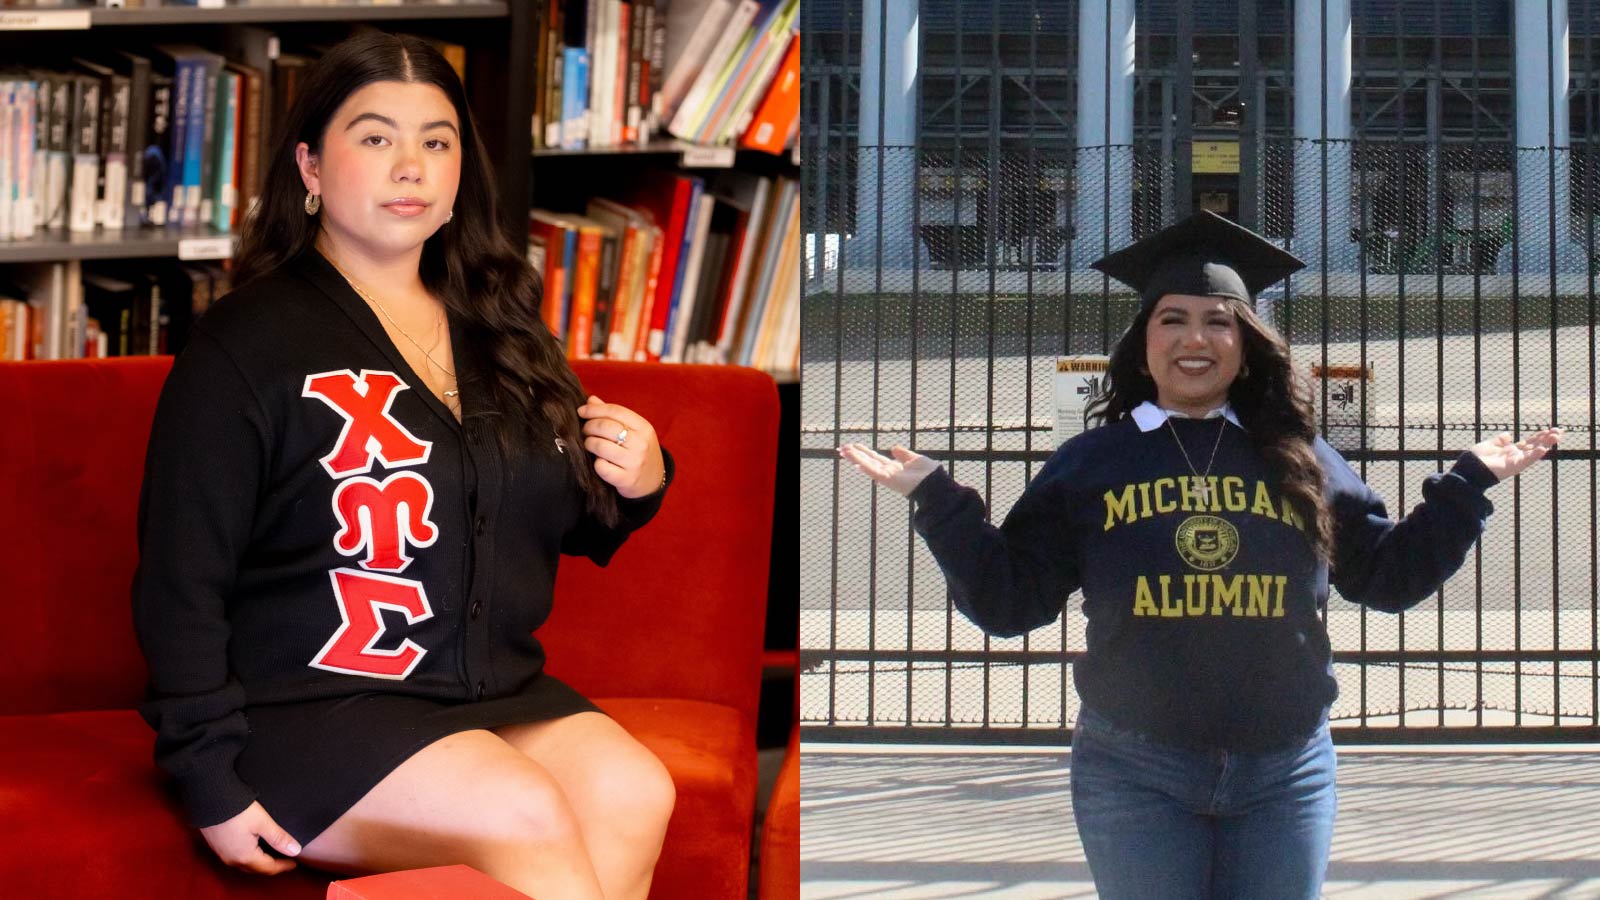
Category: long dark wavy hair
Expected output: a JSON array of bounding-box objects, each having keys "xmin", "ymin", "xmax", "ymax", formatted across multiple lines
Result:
[
  {"xmin": 1085, "ymin": 298, "xmax": 1334, "ymax": 561},
  {"xmin": 232, "ymin": 31, "xmax": 618, "ymax": 527}
]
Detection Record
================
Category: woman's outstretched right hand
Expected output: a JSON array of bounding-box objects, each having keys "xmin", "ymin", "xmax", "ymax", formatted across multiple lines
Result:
[
  {"xmin": 199, "ymin": 800, "xmax": 302, "ymax": 875},
  {"xmin": 837, "ymin": 443, "xmax": 940, "ymax": 497}
]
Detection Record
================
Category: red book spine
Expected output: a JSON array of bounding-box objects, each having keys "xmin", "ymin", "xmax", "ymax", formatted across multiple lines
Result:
[{"xmin": 644, "ymin": 177, "xmax": 693, "ymax": 362}]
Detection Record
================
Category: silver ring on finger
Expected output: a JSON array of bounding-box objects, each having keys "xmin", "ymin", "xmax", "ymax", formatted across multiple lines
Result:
[{"xmin": 615, "ymin": 427, "xmax": 629, "ymax": 447}]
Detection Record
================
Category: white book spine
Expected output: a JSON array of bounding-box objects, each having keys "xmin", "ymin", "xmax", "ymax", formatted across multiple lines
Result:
[
  {"xmin": 32, "ymin": 143, "xmax": 48, "ymax": 234},
  {"xmin": 0, "ymin": 83, "xmax": 15, "ymax": 241},
  {"xmin": 586, "ymin": 0, "xmax": 602, "ymax": 145},
  {"xmin": 102, "ymin": 158, "xmax": 127, "ymax": 231},
  {"xmin": 69, "ymin": 153, "xmax": 98, "ymax": 232},
  {"xmin": 591, "ymin": 0, "xmax": 611, "ymax": 147},
  {"xmin": 669, "ymin": 0, "xmax": 758, "ymax": 139},
  {"xmin": 45, "ymin": 262, "xmax": 64, "ymax": 360},
  {"xmin": 14, "ymin": 83, "xmax": 35, "ymax": 239},
  {"xmin": 658, "ymin": 0, "xmax": 735, "ymax": 117}
]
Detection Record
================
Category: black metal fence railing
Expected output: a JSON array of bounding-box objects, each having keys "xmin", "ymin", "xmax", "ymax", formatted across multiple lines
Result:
[{"xmin": 801, "ymin": 0, "xmax": 1600, "ymax": 744}]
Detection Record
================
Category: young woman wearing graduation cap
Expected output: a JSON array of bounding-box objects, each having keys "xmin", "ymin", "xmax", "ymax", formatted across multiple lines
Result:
[{"xmin": 838, "ymin": 210, "xmax": 1562, "ymax": 899}]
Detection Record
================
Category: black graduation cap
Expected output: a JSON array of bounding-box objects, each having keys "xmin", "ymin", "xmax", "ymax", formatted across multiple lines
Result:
[{"xmin": 1089, "ymin": 210, "xmax": 1305, "ymax": 312}]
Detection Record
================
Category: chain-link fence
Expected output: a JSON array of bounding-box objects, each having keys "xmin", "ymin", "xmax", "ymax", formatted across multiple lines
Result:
[{"xmin": 801, "ymin": 0, "xmax": 1600, "ymax": 744}]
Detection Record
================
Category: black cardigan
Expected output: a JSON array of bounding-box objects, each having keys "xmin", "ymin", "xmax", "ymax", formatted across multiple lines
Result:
[{"xmin": 132, "ymin": 248, "xmax": 672, "ymax": 827}]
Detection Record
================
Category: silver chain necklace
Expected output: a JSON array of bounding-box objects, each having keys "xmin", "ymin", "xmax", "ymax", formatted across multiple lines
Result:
[
  {"xmin": 1166, "ymin": 415, "xmax": 1227, "ymax": 505},
  {"xmin": 327, "ymin": 257, "xmax": 459, "ymax": 399}
]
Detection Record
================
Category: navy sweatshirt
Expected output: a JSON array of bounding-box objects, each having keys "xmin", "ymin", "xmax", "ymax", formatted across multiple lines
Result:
[
  {"xmin": 132, "ymin": 248, "xmax": 673, "ymax": 827},
  {"xmin": 909, "ymin": 404, "xmax": 1497, "ymax": 751}
]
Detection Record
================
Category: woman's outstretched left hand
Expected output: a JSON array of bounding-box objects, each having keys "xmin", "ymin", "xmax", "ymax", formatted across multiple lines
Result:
[
  {"xmin": 577, "ymin": 395, "xmax": 666, "ymax": 498},
  {"xmin": 1469, "ymin": 428, "xmax": 1563, "ymax": 482}
]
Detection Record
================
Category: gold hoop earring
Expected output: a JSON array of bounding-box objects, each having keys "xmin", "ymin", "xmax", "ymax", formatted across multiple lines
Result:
[{"xmin": 304, "ymin": 191, "xmax": 321, "ymax": 215}]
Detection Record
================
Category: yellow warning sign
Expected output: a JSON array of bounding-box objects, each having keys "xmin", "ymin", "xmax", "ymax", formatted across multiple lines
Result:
[
  {"xmin": 1057, "ymin": 356, "xmax": 1110, "ymax": 373},
  {"xmin": 1193, "ymin": 141, "xmax": 1240, "ymax": 174}
]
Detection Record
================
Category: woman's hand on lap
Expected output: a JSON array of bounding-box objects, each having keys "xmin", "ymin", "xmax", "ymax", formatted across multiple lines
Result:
[
  {"xmin": 1469, "ymin": 428, "xmax": 1563, "ymax": 482},
  {"xmin": 838, "ymin": 443, "xmax": 939, "ymax": 497},
  {"xmin": 199, "ymin": 801, "xmax": 301, "ymax": 875}
]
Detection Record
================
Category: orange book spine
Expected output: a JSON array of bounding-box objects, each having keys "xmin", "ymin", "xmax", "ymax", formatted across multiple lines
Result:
[
  {"xmin": 606, "ymin": 223, "xmax": 640, "ymax": 359},
  {"xmin": 631, "ymin": 227, "xmax": 666, "ymax": 361},
  {"xmin": 568, "ymin": 227, "xmax": 603, "ymax": 359},
  {"xmin": 528, "ymin": 217, "xmax": 569, "ymax": 335},
  {"xmin": 739, "ymin": 33, "xmax": 798, "ymax": 154}
]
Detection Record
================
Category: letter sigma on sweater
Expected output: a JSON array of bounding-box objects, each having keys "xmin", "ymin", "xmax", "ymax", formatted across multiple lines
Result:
[{"xmin": 309, "ymin": 568, "xmax": 437, "ymax": 679}]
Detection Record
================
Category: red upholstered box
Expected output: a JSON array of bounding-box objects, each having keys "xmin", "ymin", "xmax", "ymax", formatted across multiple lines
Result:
[
  {"xmin": 327, "ymin": 864, "xmax": 533, "ymax": 899},
  {"xmin": 0, "ymin": 357, "xmax": 777, "ymax": 900},
  {"xmin": 759, "ymin": 727, "xmax": 800, "ymax": 900}
]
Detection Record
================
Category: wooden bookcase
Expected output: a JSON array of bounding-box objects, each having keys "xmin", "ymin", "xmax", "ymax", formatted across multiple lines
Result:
[{"xmin": 0, "ymin": 0, "xmax": 797, "ymax": 743}]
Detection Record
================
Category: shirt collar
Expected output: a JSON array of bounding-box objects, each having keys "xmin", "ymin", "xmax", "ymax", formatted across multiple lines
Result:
[{"xmin": 1131, "ymin": 400, "xmax": 1243, "ymax": 433}]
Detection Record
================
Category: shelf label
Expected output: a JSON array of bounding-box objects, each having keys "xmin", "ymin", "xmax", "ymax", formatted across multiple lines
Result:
[
  {"xmin": 179, "ymin": 236, "xmax": 233, "ymax": 261},
  {"xmin": 680, "ymin": 145, "xmax": 735, "ymax": 169},
  {"xmin": 0, "ymin": 10, "xmax": 91, "ymax": 30}
]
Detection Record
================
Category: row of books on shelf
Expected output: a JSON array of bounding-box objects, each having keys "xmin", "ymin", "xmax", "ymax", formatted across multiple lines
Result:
[
  {"xmin": 0, "ymin": 163, "xmax": 801, "ymax": 372},
  {"xmin": 0, "ymin": 256, "xmax": 223, "ymax": 360},
  {"xmin": 530, "ymin": 168, "xmax": 798, "ymax": 373},
  {"xmin": 536, "ymin": 0, "xmax": 798, "ymax": 154},
  {"xmin": 0, "ymin": 28, "xmax": 468, "ymax": 242}
]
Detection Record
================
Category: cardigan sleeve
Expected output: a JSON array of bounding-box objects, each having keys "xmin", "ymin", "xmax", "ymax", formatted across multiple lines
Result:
[
  {"xmin": 561, "ymin": 445, "xmax": 674, "ymax": 566},
  {"xmin": 908, "ymin": 450, "xmax": 1082, "ymax": 638},
  {"xmin": 131, "ymin": 326, "xmax": 271, "ymax": 828},
  {"xmin": 1323, "ymin": 439, "xmax": 1497, "ymax": 613}
]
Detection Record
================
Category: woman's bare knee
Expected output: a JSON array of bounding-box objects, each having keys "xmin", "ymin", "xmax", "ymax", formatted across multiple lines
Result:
[
  {"xmin": 499, "ymin": 766, "xmax": 588, "ymax": 845},
  {"xmin": 296, "ymin": 730, "xmax": 601, "ymax": 897},
  {"xmin": 623, "ymin": 751, "xmax": 676, "ymax": 843}
]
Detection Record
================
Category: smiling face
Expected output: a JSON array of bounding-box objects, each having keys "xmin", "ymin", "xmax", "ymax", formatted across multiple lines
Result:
[
  {"xmin": 295, "ymin": 80, "xmax": 462, "ymax": 264},
  {"xmin": 1144, "ymin": 293, "xmax": 1244, "ymax": 417}
]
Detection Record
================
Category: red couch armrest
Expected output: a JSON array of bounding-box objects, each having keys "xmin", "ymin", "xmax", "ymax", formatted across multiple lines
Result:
[{"xmin": 542, "ymin": 361, "xmax": 779, "ymax": 724}]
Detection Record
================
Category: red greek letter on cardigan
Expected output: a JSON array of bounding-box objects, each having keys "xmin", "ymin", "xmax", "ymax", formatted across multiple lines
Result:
[
  {"xmin": 302, "ymin": 369, "xmax": 433, "ymax": 477},
  {"xmin": 308, "ymin": 568, "xmax": 437, "ymax": 679},
  {"xmin": 331, "ymin": 472, "xmax": 440, "ymax": 573}
]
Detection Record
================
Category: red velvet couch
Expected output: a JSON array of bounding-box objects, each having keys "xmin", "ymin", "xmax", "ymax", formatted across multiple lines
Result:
[{"xmin": 0, "ymin": 356, "xmax": 778, "ymax": 899}]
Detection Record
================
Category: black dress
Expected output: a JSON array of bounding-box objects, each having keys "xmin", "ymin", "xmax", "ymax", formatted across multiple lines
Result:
[{"xmin": 132, "ymin": 248, "xmax": 673, "ymax": 843}]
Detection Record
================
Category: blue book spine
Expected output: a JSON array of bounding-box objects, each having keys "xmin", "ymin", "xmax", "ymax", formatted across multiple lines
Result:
[
  {"xmin": 166, "ymin": 60, "xmax": 191, "ymax": 225},
  {"xmin": 182, "ymin": 59, "xmax": 207, "ymax": 225},
  {"xmin": 561, "ymin": 47, "xmax": 589, "ymax": 151},
  {"xmin": 212, "ymin": 70, "xmax": 236, "ymax": 232},
  {"xmin": 661, "ymin": 176, "xmax": 704, "ymax": 358}
]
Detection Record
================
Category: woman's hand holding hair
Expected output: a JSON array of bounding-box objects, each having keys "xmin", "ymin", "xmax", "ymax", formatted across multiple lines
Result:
[
  {"xmin": 838, "ymin": 443, "xmax": 940, "ymax": 497},
  {"xmin": 198, "ymin": 801, "xmax": 301, "ymax": 875},
  {"xmin": 1469, "ymin": 428, "xmax": 1563, "ymax": 483},
  {"xmin": 577, "ymin": 395, "xmax": 666, "ymax": 498}
]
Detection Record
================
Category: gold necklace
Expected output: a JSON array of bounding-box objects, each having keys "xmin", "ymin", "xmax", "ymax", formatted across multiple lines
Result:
[
  {"xmin": 1166, "ymin": 415, "xmax": 1227, "ymax": 505},
  {"xmin": 327, "ymin": 257, "xmax": 459, "ymax": 399}
]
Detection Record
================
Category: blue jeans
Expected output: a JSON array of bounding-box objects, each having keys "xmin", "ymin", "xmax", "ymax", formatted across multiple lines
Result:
[{"xmin": 1069, "ymin": 705, "xmax": 1337, "ymax": 900}]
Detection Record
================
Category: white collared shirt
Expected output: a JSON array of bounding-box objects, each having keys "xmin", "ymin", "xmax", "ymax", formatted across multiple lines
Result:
[{"xmin": 1130, "ymin": 400, "xmax": 1244, "ymax": 433}]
